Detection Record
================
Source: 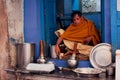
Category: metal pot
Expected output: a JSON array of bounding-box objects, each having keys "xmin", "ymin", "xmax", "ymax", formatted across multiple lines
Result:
[
  {"xmin": 106, "ymin": 64, "xmax": 115, "ymax": 76},
  {"xmin": 67, "ymin": 59, "xmax": 77, "ymax": 68},
  {"xmin": 16, "ymin": 43, "xmax": 35, "ymax": 69},
  {"xmin": 67, "ymin": 54, "xmax": 78, "ymax": 68}
]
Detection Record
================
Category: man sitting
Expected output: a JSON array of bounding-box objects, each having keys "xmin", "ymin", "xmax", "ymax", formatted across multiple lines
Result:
[{"xmin": 55, "ymin": 11, "xmax": 101, "ymax": 60}]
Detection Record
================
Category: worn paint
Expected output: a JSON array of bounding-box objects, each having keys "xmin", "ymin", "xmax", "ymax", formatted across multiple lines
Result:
[
  {"xmin": 0, "ymin": 0, "xmax": 10, "ymax": 79},
  {"xmin": 0, "ymin": 0, "xmax": 24, "ymax": 79},
  {"xmin": 5, "ymin": 0, "xmax": 24, "ymax": 67}
]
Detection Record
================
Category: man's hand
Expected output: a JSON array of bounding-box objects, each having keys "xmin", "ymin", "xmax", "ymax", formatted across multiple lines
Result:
[
  {"xmin": 55, "ymin": 37, "xmax": 63, "ymax": 56},
  {"xmin": 55, "ymin": 45, "xmax": 60, "ymax": 56},
  {"xmin": 83, "ymin": 37, "xmax": 92, "ymax": 45}
]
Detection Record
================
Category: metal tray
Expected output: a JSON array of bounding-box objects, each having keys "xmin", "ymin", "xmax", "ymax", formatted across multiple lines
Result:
[
  {"xmin": 89, "ymin": 43, "xmax": 112, "ymax": 69},
  {"xmin": 73, "ymin": 68, "xmax": 102, "ymax": 77},
  {"xmin": 73, "ymin": 68, "xmax": 102, "ymax": 74}
]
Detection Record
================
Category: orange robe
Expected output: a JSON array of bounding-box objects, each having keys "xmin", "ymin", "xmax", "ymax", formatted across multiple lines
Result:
[{"xmin": 61, "ymin": 16, "xmax": 101, "ymax": 46}]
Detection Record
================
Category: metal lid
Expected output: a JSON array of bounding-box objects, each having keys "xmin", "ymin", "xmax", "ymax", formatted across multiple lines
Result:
[{"xmin": 89, "ymin": 43, "xmax": 112, "ymax": 69}]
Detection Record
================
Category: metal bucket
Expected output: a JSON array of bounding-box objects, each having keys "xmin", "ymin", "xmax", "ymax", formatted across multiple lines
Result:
[{"xmin": 16, "ymin": 43, "xmax": 35, "ymax": 69}]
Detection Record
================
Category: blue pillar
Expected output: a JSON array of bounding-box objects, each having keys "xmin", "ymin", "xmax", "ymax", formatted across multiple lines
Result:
[{"xmin": 102, "ymin": 0, "xmax": 111, "ymax": 43}]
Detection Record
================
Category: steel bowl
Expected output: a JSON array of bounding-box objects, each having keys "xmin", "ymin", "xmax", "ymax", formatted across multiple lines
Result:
[{"xmin": 67, "ymin": 59, "xmax": 78, "ymax": 68}]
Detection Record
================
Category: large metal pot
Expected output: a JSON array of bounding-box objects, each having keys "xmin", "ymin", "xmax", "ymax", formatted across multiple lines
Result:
[{"xmin": 16, "ymin": 43, "xmax": 35, "ymax": 69}]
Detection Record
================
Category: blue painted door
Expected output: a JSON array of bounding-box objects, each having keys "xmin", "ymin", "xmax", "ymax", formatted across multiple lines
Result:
[
  {"xmin": 110, "ymin": 0, "xmax": 120, "ymax": 59},
  {"xmin": 44, "ymin": 0, "xmax": 57, "ymax": 45}
]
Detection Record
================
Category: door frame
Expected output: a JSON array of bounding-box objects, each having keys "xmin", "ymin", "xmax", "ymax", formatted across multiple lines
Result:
[
  {"xmin": 110, "ymin": 0, "xmax": 117, "ymax": 61},
  {"xmin": 101, "ymin": 0, "xmax": 111, "ymax": 43}
]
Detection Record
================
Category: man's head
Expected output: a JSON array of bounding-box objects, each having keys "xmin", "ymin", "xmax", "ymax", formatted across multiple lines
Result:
[{"xmin": 71, "ymin": 11, "xmax": 82, "ymax": 24}]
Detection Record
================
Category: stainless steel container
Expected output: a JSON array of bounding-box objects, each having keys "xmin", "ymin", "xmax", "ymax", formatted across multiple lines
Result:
[
  {"xmin": 106, "ymin": 66, "xmax": 114, "ymax": 76},
  {"xmin": 16, "ymin": 43, "xmax": 35, "ymax": 69},
  {"xmin": 67, "ymin": 54, "xmax": 78, "ymax": 68},
  {"xmin": 50, "ymin": 45, "xmax": 57, "ymax": 59}
]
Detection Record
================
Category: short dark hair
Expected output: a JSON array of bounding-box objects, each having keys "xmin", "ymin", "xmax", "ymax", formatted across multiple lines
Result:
[{"xmin": 71, "ymin": 11, "xmax": 82, "ymax": 21}]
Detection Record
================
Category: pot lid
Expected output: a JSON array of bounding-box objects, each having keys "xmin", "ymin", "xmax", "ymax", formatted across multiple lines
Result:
[{"xmin": 89, "ymin": 43, "xmax": 112, "ymax": 69}]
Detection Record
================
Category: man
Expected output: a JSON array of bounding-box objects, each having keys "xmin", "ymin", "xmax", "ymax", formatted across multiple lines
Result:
[{"xmin": 55, "ymin": 11, "xmax": 101, "ymax": 59}]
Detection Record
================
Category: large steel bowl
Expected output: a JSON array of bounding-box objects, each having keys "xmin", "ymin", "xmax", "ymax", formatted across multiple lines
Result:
[{"xmin": 67, "ymin": 59, "xmax": 78, "ymax": 68}]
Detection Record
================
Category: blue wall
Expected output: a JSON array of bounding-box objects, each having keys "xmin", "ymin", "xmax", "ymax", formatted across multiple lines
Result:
[
  {"xmin": 83, "ymin": 13, "xmax": 101, "ymax": 32},
  {"xmin": 24, "ymin": 0, "xmax": 57, "ymax": 61},
  {"xmin": 24, "ymin": 0, "xmax": 44, "ymax": 61}
]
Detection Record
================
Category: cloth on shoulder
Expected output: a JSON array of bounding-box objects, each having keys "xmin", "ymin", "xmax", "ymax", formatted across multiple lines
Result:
[{"xmin": 61, "ymin": 16, "xmax": 101, "ymax": 46}]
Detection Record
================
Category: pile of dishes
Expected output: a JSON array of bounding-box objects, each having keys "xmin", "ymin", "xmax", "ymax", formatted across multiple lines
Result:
[{"xmin": 73, "ymin": 43, "xmax": 112, "ymax": 77}]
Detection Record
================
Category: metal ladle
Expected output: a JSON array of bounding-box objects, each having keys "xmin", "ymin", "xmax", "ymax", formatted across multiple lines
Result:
[
  {"xmin": 67, "ymin": 42, "xmax": 78, "ymax": 68},
  {"xmin": 67, "ymin": 53, "xmax": 78, "ymax": 68}
]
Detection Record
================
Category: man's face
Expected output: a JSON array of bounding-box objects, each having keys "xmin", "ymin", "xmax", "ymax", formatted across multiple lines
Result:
[{"xmin": 73, "ymin": 14, "xmax": 81, "ymax": 24}]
